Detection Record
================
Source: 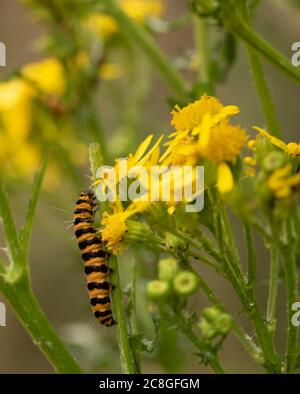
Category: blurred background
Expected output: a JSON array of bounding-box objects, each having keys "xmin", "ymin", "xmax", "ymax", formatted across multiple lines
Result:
[{"xmin": 0, "ymin": 0, "xmax": 299, "ymax": 373}]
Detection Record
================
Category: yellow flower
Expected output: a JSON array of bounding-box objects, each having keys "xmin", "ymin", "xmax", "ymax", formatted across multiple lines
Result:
[
  {"xmin": 99, "ymin": 63, "xmax": 123, "ymax": 80},
  {"xmin": 160, "ymin": 138, "xmax": 199, "ymax": 166},
  {"xmin": 84, "ymin": 14, "xmax": 119, "ymax": 37},
  {"xmin": 0, "ymin": 78, "xmax": 33, "ymax": 139},
  {"xmin": 267, "ymin": 164, "xmax": 300, "ymax": 199},
  {"xmin": 85, "ymin": 1, "xmax": 165, "ymax": 38},
  {"xmin": 171, "ymin": 95, "xmax": 224, "ymax": 133},
  {"xmin": 101, "ymin": 202, "xmax": 146, "ymax": 254},
  {"xmin": 21, "ymin": 58, "xmax": 66, "ymax": 96},
  {"xmin": 161, "ymin": 96, "xmax": 241, "ymax": 166},
  {"xmin": 253, "ymin": 127, "xmax": 300, "ymax": 157},
  {"xmin": 122, "ymin": 0, "xmax": 164, "ymax": 23},
  {"xmin": 198, "ymin": 122, "xmax": 247, "ymax": 164}
]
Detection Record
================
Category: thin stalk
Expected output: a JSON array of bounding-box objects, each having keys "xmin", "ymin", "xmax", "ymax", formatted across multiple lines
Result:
[
  {"xmin": 221, "ymin": 3, "xmax": 300, "ymax": 84},
  {"xmin": 172, "ymin": 310, "xmax": 225, "ymax": 374},
  {"xmin": 184, "ymin": 261, "xmax": 264, "ymax": 366},
  {"xmin": 243, "ymin": 221, "xmax": 256, "ymax": 288},
  {"xmin": 89, "ymin": 144, "xmax": 137, "ymax": 373},
  {"xmin": 267, "ymin": 245, "xmax": 279, "ymax": 322},
  {"xmin": 193, "ymin": 16, "xmax": 214, "ymax": 95},
  {"xmin": 0, "ymin": 276, "xmax": 82, "ymax": 373},
  {"xmin": 209, "ymin": 188, "xmax": 281, "ymax": 373},
  {"xmin": 130, "ymin": 253, "xmax": 141, "ymax": 373},
  {"xmin": 247, "ymin": 49, "xmax": 281, "ymax": 138},
  {"xmin": 105, "ymin": 0, "xmax": 190, "ymax": 100},
  {"xmin": 243, "ymin": 2, "xmax": 281, "ymax": 138},
  {"xmin": 280, "ymin": 244, "xmax": 298, "ymax": 373},
  {"xmin": 109, "ymin": 255, "xmax": 138, "ymax": 374}
]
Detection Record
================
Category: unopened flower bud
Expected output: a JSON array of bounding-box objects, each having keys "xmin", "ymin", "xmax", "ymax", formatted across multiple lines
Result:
[
  {"xmin": 261, "ymin": 152, "xmax": 285, "ymax": 172},
  {"xmin": 165, "ymin": 232, "xmax": 188, "ymax": 254},
  {"xmin": 125, "ymin": 220, "xmax": 162, "ymax": 246},
  {"xmin": 173, "ymin": 271, "xmax": 199, "ymax": 296},
  {"xmin": 199, "ymin": 307, "xmax": 233, "ymax": 339},
  {"xmin": 147, "ymin": 280, "xmax": 170, "ymax": 303},
  {"xmin": 158, "ymin": 258, "xmax": 179, "ymax": 282},
  {"xmin": 189, "ymin": 0, "xmax": 219, "ymax": 16}
]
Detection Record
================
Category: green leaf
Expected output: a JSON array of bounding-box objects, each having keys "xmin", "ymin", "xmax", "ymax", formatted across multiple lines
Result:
[{"xmin": 19, "ymin": 157, "xmax": 48, "ymax": 257}]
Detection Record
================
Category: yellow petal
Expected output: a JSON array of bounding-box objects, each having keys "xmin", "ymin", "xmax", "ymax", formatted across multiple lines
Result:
[
  {"xmin": 253, "ymin": 126, "xmax": 288, "ymax": 152},
  {"xmin": 287, "ymin": 142, "xmax": 300, "ymax": 156},
  {"xmin": 133, "ymin": 134, "xmax": 154, "ymax": 162},
  {"xmin": 138, "ymin": 135, "xmax": 164, "ymax": 166},
  {"xmin": 217, "ymin": 162, "xmax": 234, "ymax": 194}
]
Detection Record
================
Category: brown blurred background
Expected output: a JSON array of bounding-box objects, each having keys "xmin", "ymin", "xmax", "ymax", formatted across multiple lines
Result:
[{"xmin": 0, "ymin": 0, "xmax": 299, "ymax": 373}]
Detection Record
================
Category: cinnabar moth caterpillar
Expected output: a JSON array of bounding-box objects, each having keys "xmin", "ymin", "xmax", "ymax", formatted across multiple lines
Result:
[{"xmin": 74, "ymin": 191, "xmax": 116, "ymax": 327}]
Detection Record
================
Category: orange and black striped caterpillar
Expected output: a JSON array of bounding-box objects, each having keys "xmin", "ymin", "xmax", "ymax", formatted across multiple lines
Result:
[{"xmin": 74, "ymin": 191, "xmax": 116, "ymax": 327}]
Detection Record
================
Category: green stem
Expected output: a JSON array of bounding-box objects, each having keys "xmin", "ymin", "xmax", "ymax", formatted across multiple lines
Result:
[
  {"xmin": 172, "ymin": 310, "xmax": 225, "ymax": 374},
  {"xmin": 267, "ymin": 245, "xmax": 279, "ymax": 322},
  {"xmin": 109, "ymin": 255, "xmax": 138, "ymax": 374},
  {"xmin": 247, "ymin": 48, "xmax": 281, "ymax": 137},
  {"xmin": 0, "ymin": 276, "xmax": 82, "ymax": 373},
  {"xmin": 185, "ymin": 261, "xmax": 264, "ymax": 366},
  {"xmin": 280, "ymin": 243, "xmax": 298, "ymax": 373},
  {"xmin": 193, "ymin": 16, "xmax": 214, "ymax": 95},
  {"xmin": 243, "ymin": 221, "xmax": 256, "ymax": 288},
  {"xmin": 209, "ymin": 189, "xmax": 281, "ymax": 373},
  {"xmin": 130, "ymin": 253, "xmax": 141, "ymax": 373},
  {"xmin": 221, "ymin": 2, "xmax": 300, "ymax": 84},
  {"xmin": 89, "ymin": 144, "xmax": 137, "ymax": 373},
  {"xmin": 105, "ymin": 0, "xmax": 190, "ymax": 100}
]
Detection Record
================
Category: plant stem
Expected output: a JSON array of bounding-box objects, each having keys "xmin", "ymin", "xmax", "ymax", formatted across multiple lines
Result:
[
  {"xmin": 184, "ymin": 261, "xmax": 265, "ymax": 367},
  {"xmin": 193, "ymin": 16, "xmax": 214, "ymax": 95},
  {"xmin": 109, "ymin": 255, "xmax": 138, "ymax": 374},
  {"xmin": 130, "ymin": 252, "xmax": 141, "ymax": 373},
  {"xmin": 280, "ymin": 242, "xmax": 298, "ymax": 373},
  {"xmin": 267, "ymin": 245, "xmax": 279, "ymax": 322},
  {"xmin": 220, "ymin": 2, "xmax": 300, "ymax": 84},
  {"xmin": 241, "ymin": 0, "xmax": 282, "ymax": 140},
  {"xmin": 243, "ymin": 221, "xmax": 256, "ymax": 288},
  {"xmin": 247, "ymin": 48, "xmax": 281, "ymax": 138},
  {"xmin": 209, "ymin": 188, "xmax": 281, "ymax": 373},
  {"xmin": 105, "ymin": 0, "xmax": 190, "ymax": 100},
  {"xmin": 89, "ymin": 144, "xmax": 137, "ymax": 373},
  {"xmin": 0, "ymin": 276, "xmax": 82, "ymax": 373},
  {"xmin": 173, "ymin": 310, "xmax": 225, "ymax": 374}
]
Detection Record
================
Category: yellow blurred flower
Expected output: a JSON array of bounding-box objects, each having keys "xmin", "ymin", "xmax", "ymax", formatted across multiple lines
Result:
[
  {"xmin": 122, "ymin": 0, "xmax": 164, "ymax": 23},
  {"xmin": 99, "ymin": 63, "xmax": 123, "ymax": 80},
  {"xmin": 0, "ymin": 78, "xmax": 33, "ymax": 138},
  {"xmin": 21, "ymin": 58, "xmax": 66, "ymax": 96},
  {"xmin": 84, "ymin": 0, "xmax": 165, "ymax": 37},
  {"xmin": 84, "ymin": 14, "xmax": 119, "ymax": 37},
  {"xmin": 267, "ymin": 164, "xmax": 300, "ymax": 199},
  {"xmin": 253, "ymin": 127, "xmax": 300, "ymax": 157}
]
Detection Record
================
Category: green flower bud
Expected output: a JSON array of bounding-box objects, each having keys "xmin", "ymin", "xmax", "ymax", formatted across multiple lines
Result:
[
  {"xmin": 173, "ymin": 271, "xmax": 199, "ymax": 296},
  {"xmin": 165, "ymin": 232, "xmax": 188, "ymax": 254},
  {"xmin": 158, "ymin": 258, "xmax": 179, "ymax": 282},
  {"xmin": 261, "ymin": 152, "xmax": 286, "ymax": 172},
  {"xmin": 199, "ymin": 318, "xmax": 217, "ymax": 340},
  {"xmin": 199, "ymin": 307, "xmax": 233, "ymax": 340},
  {"xmin": 203, "ymin": 306, "xmax": 220, "ymax": 322},
  {"xmin": 147, "ymin": 280, "xmax": 170, "ymax": 303},
  {"xmin": 189, "ymin": 0, "xmax": 219, "ymax": 16},
  {"xmin": 214, "ymin": 313, "xmax": 233, "ymax": 336},
  {"xmin": 125, "ymin": 220, "xmax": 164, "ymax": 250},
  {"xmin": 255, "ymin": 137, "xmax": 277, "ymax": 166}
]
